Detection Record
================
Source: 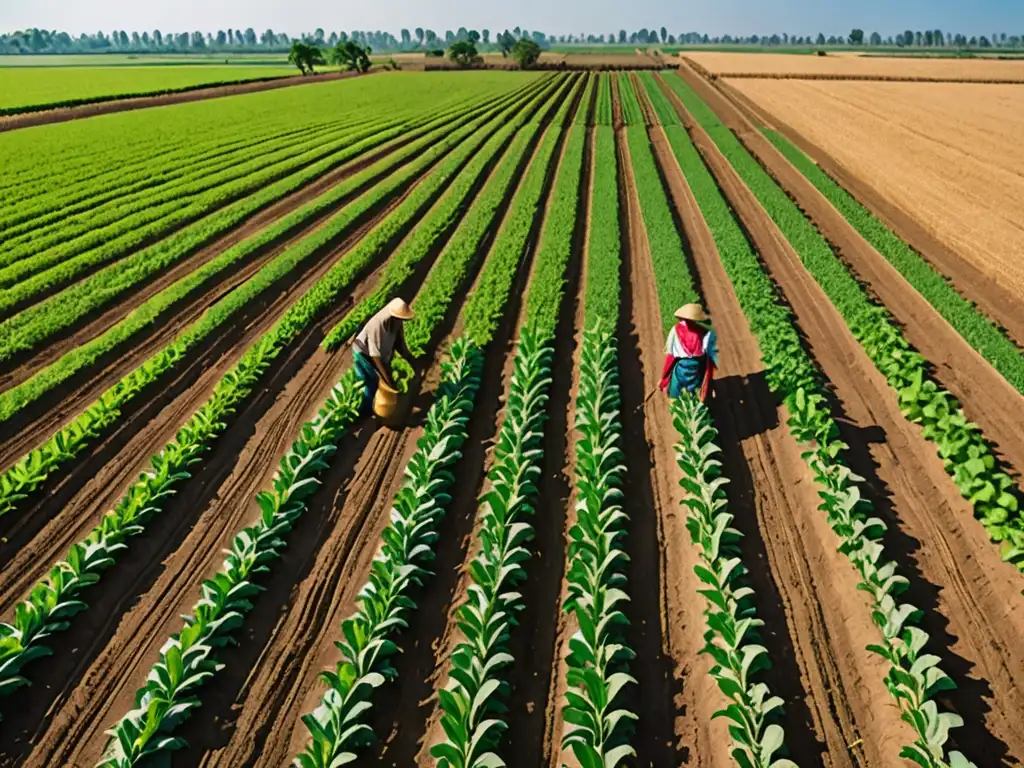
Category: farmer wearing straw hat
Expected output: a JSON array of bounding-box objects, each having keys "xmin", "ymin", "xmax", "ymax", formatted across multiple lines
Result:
[
  {"xmin": 352, "ymin": 297, "xmax": 416, "ymax": 416},
  {"xmin": 660, "ymin": 303, "xmax": 718, "ymax": 402}
]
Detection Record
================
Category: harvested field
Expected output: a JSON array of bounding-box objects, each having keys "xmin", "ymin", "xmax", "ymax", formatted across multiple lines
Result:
[
  {"xmin": 0, "ymin": 68, "xmax": 1022, "ymax": 768},
  {"xmin": 726, "ymin": 78, "xmax": 1024, "ymax": 291},
  {"xmin": 684, "ymin": 51, "xmax": 1024, "ymax": 80}
]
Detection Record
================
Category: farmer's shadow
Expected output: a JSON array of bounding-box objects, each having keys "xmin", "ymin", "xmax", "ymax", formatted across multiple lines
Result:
[{"xmin": 711, "ymin": 370, "xmax": 780, "ymax": 441}]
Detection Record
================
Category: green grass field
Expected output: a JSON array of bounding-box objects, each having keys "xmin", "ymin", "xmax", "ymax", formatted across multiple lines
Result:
[{"xmin": 0, "ymin": 64, "xmax": 297, "ymax": 112}]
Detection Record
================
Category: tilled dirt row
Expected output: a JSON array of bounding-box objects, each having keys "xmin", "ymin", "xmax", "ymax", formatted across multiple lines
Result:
[
  {"xmin": 656, "ymin": 76, "xmax": 1024, "ymax": 764},
  {"xmin": 673, "ymin": 65, "xmax": 1024, "ymax": 484}
]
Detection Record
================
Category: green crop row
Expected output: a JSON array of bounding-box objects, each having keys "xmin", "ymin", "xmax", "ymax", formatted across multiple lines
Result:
[
  {"xmin": 294, "ymin": 340, "xmax": 483, "ymax": 767},
  {"xmin": 575, "ymin": 73, "xmax": 595, "ymax": 125},
  {"xmin": 0, "ymin": 118, "xmax": 348, "ymax": 266},
  {"xmin": 636, "ymin": 71, "xmax": 682, "ymax": 127},
  {"xmin": 97, "ymin": 371, "xmax": 364, "ymax": 766},
  {"xmin": 432, "ymin": 95, "xmax": 586, "ymax": 768},
  {"xmin": 558, "ymin": 124, "xmax": 632, "ymax": 764},
  {"xmin": 0, "ymin": 83, "xmax": 544, "ymax": 325},
  {"xmin": 670, "ymin": 395, "xmax": 796, "ymax": 768},
  {"xmin": 0, "ymin": 97, "xmax": 508, "ymax": 369},
  {"xmin": 327, "ymin": 75, "xmax": 573, "ymax": 354},
  {"xmin": 0, "ymin": 95, "xmax": 524, "ymax": 519},
  {"xmin": 460, "ymin": 117, "xmax": 571, "ymax": 347},
  {"xmin": 0, "ymin": 100, "xmax": 508, "ymax": 429},
  {"xmin": 524, "ymin": 121, "xmax": 587, "ymax": 337},
  {"xmin": 625, "ymin": 126, "xmax": 699, "ymax": 331},
  {"xmin": 0, "ymin": 93, "xmax": 541, "ymax": 707},
  {"xmin": 666, "ymin": 73, "xmax": 1024, "ymax": 576},
  {"xmin": 430, "ymin": 329, "xmax": 552, "ymax": 767},
  {"xmin": 617, "ymin": 72, "xmax": 644, "ymax": 126},
  {"xmin": 0, "ymin": 119, "xmax": 352, "ymax": 242},
  {"xmin": 584, "ymin": 127, "xmax": 621, "ymax": 327},
  {"xmin": 656, "ymin": 104, "xmax": 974, "ymax": 767},
  {"xmin": 595, "ymin": 73, "xmax": 613, "ymax": 126},
  {"xmin": 0, "ymin": 125, "xmax": 369, "ymax": 291},
  {"xmin": 761, "ymin": 128, "xmax": 1024, "ymax": 395}
]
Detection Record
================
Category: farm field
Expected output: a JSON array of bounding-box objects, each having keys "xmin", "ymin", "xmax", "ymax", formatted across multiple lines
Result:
[
  {"xmin": 0, "ymin": 67, "xmax": 1022, "ymax": 768},
  {"xmin": 0, "ymin": 63, "xmax": 297, "ymax": 113},
  {"xmin": 683, "ymin": 50, "xmax": 1024, "ymax": 79},
  {"xmin": 725, "ymin": 78, "xmax": 1024, "ymax": 293}
]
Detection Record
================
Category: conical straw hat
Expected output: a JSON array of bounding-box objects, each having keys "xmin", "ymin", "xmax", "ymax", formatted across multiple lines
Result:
[
  {"xmin": 674, "ymin": 303, "xmax": 708, "ymax": 323},
  {"xmin": 387, "ymin": 297, "xmax": 415, "ymax": 320}
]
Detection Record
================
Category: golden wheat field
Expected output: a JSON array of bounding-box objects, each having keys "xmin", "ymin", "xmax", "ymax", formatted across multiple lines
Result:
[
  {"xmin": 728, "ymin": 78, "xmax": 1024, "ymax": 291},
  {"xmin": 684, "ymin": 51, "xmax": 1024, "ymax": 80}
]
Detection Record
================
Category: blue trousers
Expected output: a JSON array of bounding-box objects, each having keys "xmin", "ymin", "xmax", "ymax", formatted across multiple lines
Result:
[{"xmin": 353, "ymin": 351, "xmax": 379, "ymax": 416}]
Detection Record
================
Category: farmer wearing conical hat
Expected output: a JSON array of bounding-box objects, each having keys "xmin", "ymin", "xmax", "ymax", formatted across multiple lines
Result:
[
  {"xmin": 352, "ymin": 297, "xmax": 415, "ymax": 416},
  {"xmin": 659, "ymin": 303, "xmax": 718, "ymax": 402}
]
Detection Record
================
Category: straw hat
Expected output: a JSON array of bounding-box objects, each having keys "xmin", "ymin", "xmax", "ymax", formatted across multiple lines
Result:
[
  {"xmin": 387, "ymin": 297, "xmax": 415, "ymax": 321},
  {"xmin": 674, "ymin": 303, "xmax": 709, "ymax": 323}
]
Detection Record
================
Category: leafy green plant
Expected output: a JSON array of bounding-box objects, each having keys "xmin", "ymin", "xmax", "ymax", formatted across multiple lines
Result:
[
  {"xmin": 97, "ymin": 372, "xmax": 363, "ymax": 766},
  {"xmin": 595, "ymin": 73, "xmax": 613, "ymax": 126},
  {"xmin": 671, "ymin": 394, "xmax": 795, "ymax": 768},
  {"xmin": 664, "ymin": 72, "xmax": 1023, "ymax": 578},
  {"xmin": 295, "ymin": 340, "xmax": 482, "ymax": 766},
  {"xmin": 430, "ymin": 330, "xmax": 552, "ymax": 767},
  {"xmin": 654, "ymin": 83, "xmax": 976, "ymax": 768}
]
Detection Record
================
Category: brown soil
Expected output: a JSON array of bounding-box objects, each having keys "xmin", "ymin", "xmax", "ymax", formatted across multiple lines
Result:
[
  {"xmin": 0, "ymin": 71, "xmax": 367, "ymax": 133},
  {"xmin": 675, "ymin": 68, "xmax": 1024, "ymax": 489},
  {"xmin": 716, "ymin": 78, "xmax": 1024, "ymax": 348},
  {"xmin": 667, "ymin": 82, "xmax": 1024, "ymax": 764}
]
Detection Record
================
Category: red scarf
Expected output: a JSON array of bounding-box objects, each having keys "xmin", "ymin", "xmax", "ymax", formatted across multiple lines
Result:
[{"xmin": 660, "ymin": 321, "xmax": 716, "ymax": 399}]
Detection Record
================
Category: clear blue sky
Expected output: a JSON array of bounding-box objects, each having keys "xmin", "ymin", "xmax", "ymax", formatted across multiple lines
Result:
[{"xmin": 2, "ymin": 0, "xmax": 1022, "ymax": 38}]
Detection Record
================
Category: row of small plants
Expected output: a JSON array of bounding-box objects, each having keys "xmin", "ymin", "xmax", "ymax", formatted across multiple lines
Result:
[
  {"xmin": 558, "ymin": 122, "xmax": 635, "ymax": 764},
  {"xmin": 653, "ymin": 84, "xmax": 974, "ymax": 767},
  {"xmin": 575, "ymin": 73, "xmax": 596, "ymax": 125},
  {"xmin": 0, "ymin": 91, "xmax": 539, "ymax": 519},
  {"xmin": 95, "ymin": 94, "xmax": 571, "ymax": 753},
  {"xmin": 325, "ymin": 75, "xmax": 575, "ymax": 351},
  {"xmin": 595, "ymin": 72, "xmax": 614, "ymax": 126},
  {"xmin": 293, "ymin": 340, "xmax": 483, "ymax": 767},
  {"xmin": 616, "ymin": 72, "xmax": 645, "ymax": 126},
  {"xmin": 291, "ymin": 104, "xmax": 583, "ymax": 763},
  {"xmin": 760, "ymin": 128, "xmax": 1024, "ymax": 394},
  {"xmin": 0, "ymin": 122, "xmax": 399, "ymax": 319},
  {"xmin": 0, "ymin": 121, "xmax": 353, "ymax": 284},
  {"xmin": 0, "ymin": 82, "xmax": 546, "ymax": 364},
  {"xmin": 621, "ymin": 91, "xmax": 794, "ymax": 765},
  {"xmin": 0, "ymin": 93, "xmax": 552, "ymax": 704},
  {"xmin": 624, "ymin": 125, "xmax": 698, "ymax": 332},
  {"xmin": 664, "ymin": 73, "xmax": 1024, "ymax": 578},
  {"xmin": 1, "ymin": 119, "xmax": 343, "ymax": 241},
  {"xmin": 670, "ymin": 395, "xmax": 796, "ymax": 768},
  {"xmin": 96, "ymin": 371, "xmax": 365, "ymax": 766},
  {"xmin": 430, "ymin": 117, "xmax": 586, "ymax": 766}
]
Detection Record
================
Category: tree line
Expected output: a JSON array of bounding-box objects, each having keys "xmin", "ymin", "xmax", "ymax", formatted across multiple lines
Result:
[{"xmin": 2, "ymin": 25, "xmax": 1022, "ymax": 55}]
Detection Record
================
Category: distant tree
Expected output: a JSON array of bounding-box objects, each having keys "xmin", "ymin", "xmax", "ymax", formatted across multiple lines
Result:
[
  {"xmin": 400, "ymin": 28, "xmax": 411, "ymax": 47},
  {"xmin": 914, "ymin": 30, "xmax": 923, "ymax": 46},
  {"xmin": 849, "ymin": 28, "xmax": 864, "ymax": 44},
  {"xmin": 669, "ymin": 34, "xmax": 677, "ymax": 44},
  {"xmin": 816, "ymin": 32, "xmax": 826, "ymax": 45},
  {"xmin": 190, "ymin": 31, "xmax": 205, "ymax": 48},
  {"xmin": 456, "ymin": 26, "xmax": 468, "ymax": 42},
  {"xmin": 482, "ymin": 29, "xmax": 490, "ymax": 44},
  {"xmin": 244, "ymin": 28, "xmax": 257, "ymax": 46},
  {"xmin": 979, "ymin": 35, "xmax": 991, "ymax": 47},
  {"xmin": 142, "ymin": 31, "xmax": 151, "ymax": 47},
  {"xmin": 618, "ymin": 29, "xmax": 627, "ymax": 44},
  {"xmin": 448, "ymin": 39, "xmax": 481, "ymax": 67},
  {"xmin": 153, "ymin": 29, "xmax": 163, "ymax": 46},
  {"xmin": 468, "ymin": 29, "xmax": 481, "ymax": 44},
  {"xmin": 216, "ymin": 30, "xmax": 227, "ymax": 47},
  {"xmin": 924, "ymin": 30, "xmax": 934, "ymax": 46},
  {"xmin": 511, "ymin": 38, "xmax": 541, "ymax": 68},
  {"xmin": 131, "ymin": 31, "xmax": 142, "ymax": 48},
  {"xmin": 869, "ymin": 31, "xmax": 882, "ymax": 45},
  {"xmin": 935, "ymin": 30, "xmax": 945, "ymax": 46},
  {"xmin": 260, "ymin": 28, "xmax": 275, "ymax": 45},
  {"xmin": 415, "ymin": 27, "xmax": 424, "ymax": 45},
  {"xmin": 498, "ymin": 30, "xmax": 516, "ymax": 56},
  {"xmin": 289, "ymin": 40, "xmax": 325, "ymax": 74},
  {"xmin": 328, "ymin": 31, "xmax": 339, "ymax": 46},
  {"xmin": 330, "ymin": 40, "xmax": 372, "ymax": 71},
  {"xmin": 660, "ymin": 26, "xmax": 668, "ymax": 43},
  {"xmin": 425, "ymin": 29, "xmax": 438, "ymax": 45},
  {"xmin": 445, "ymin": 30, "xmax": 455, "ymax": 43}
]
